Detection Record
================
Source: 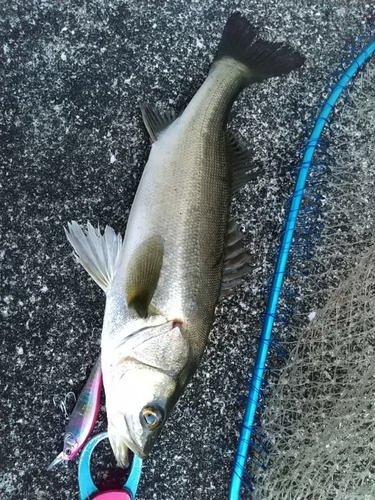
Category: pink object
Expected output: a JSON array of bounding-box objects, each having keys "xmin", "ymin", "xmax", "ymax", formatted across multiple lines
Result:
[
  {"xmin": 48, "ymin": 355, "xmax": 102, "ymax": 470},
  {"xmin": 92, "ymin": 491, "xmax": 132, "ymax": 499}
]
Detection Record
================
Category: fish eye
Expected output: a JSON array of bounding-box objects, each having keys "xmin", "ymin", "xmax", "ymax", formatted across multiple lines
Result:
[
  {"xmin": 65, "ymin": 448, "xmax": 71, "ymax": 457},
  {"xmin": 140, "ymin": 405, "xmax": 164, "ymax": 429}
]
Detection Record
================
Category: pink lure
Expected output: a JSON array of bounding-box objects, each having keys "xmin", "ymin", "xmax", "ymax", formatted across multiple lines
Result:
[{"xmin": 47, "ymin": 355, "xmax": 102, "ymax": 470}]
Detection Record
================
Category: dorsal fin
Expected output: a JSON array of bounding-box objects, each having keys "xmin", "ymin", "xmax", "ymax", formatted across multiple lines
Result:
[
  {"xmin": 125, "ymin": 235, "xmax": 164, "ymax": 317},
  {"xmin": 141, "ymin": 105, "xmax": 177, "ymax": 142},
  {"xmin": 220, "ymin": 218, "xmax": 252, "ymax": 299},
  {"xmin": 226, "ymin": 131, "xmax": 263, "ymax": 195}
]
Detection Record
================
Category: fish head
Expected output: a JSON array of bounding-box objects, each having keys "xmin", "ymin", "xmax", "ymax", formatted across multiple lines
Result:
[
  {"xmin": 103, "ymin": 317, "xmax": 192, "ymax": 466},
  {"xmin": 106, "ymin": 365, "xmax": 179, "ymax": 465}
]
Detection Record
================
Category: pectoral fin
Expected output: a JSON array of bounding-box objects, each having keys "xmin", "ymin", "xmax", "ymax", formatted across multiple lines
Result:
[
  {"xmin": 126, "ymin": 236, "xmax": 164, "ymax": 317},
  {"xmin": 65, "ymin": 221, "xmax": 123, "ymax": 292}
]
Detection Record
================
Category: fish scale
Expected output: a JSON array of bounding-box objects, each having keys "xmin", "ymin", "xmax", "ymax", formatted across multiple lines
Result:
[{"xmin": 128, "ymin": 116, "xmax": 230, "ymax": 334}]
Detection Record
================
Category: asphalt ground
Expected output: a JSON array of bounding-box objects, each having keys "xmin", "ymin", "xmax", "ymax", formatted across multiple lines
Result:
[{"xmin": 1, "ymin": 1, "xmax": 374, "ymax": 499}]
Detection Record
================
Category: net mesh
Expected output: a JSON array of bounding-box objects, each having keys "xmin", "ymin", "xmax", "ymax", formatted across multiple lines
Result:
[{"xmin": 252, "ymin": 61, "xmax": 375, "ymax": 499}]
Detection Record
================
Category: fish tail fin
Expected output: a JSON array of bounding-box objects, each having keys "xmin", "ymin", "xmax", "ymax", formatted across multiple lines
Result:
[{"xmin": 213, "ymin": 12, "xmax": 305, "ymax": 83}]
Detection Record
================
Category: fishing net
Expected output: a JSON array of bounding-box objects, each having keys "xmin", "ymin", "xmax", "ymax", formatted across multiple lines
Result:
[{"xmin": 251, "ymin": 60, "xmax": 375, "ymax": 499}]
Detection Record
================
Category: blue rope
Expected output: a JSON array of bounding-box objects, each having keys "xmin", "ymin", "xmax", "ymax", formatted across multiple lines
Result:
[{"xmin": 229, "ymin": 37, "xmax": 375, "ymax": 499}]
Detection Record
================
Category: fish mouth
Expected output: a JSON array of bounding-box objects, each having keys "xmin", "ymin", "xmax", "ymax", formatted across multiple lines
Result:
[
  {"xmin": 121, "ymin": 413, "xmax": 149, "ymax": 459},
  {"xmin": 124, "ymin": 439, "xmax": 147, "ymax": 460}
]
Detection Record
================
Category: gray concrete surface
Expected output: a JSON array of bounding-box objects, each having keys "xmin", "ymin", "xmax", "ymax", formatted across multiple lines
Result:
[{"xmin": 1, "ymin": 1, "xmax": 374, "ymax": 499}]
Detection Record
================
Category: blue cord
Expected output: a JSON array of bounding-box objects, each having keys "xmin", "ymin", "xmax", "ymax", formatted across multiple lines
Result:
[{"xmin": 229, "ymin": 37, "xmax": 375, "ymax": 499}]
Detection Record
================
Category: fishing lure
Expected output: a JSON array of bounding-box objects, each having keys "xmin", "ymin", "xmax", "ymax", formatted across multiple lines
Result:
[
  {"xmin": 78, "ymin": 432, "xmax": 142, "ymax": 500},
  {"xmin": 229, "ymin": 35, "xmax": 375, "ymax": 499},
  {"xmin": 48, "ymin": 355, "xmax": 102, "ymax": 470}
]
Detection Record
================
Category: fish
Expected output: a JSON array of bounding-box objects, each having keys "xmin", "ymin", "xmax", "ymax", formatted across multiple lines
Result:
[
  {"xmin": 47, "ymin": 356, "xmax": 102, "ymax": 470},
  {"xmin": 65, "ymin": 12, "xmax": 304, "ymax": 467}
]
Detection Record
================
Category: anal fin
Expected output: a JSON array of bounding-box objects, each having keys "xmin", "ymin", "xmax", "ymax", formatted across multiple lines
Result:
[{"xmin": 141, "ymin": 105, "xmax": 177, "ymax": 142}]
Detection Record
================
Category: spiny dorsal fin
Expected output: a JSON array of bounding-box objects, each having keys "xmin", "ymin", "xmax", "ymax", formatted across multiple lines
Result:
[
  {"xmin": 65, "ymin": 221, "xmax": 123, "ymax": 292},
  {"xmin": 126, "ymin": 235, "xmax": 164, "ymax": 318},
  {"xmin": 141, "ymin": 105, "xmax": 177, "ymax": 142},
  {"xmin": 226, "ymin": 130, "xmax": 263, "ymax": 195},
  {"xmin": 220, "ymin": 218, "xmax": 252, "ymax": 299}
]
